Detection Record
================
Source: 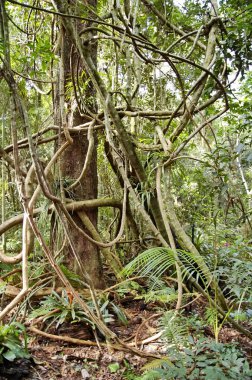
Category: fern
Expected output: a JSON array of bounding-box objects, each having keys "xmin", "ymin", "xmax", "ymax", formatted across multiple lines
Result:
[
  {"xmin": 141, "ymin": 357, "xmax": 176, "ymax": 380},
  {"xmin": 147, "ymin": 276, "xmax": 168, "ymax": 291},
  {"xmin": 142, "ymin": 358, "xmax": 174, "ymax": 372},
  {"xmin": 140, "ymin": 340, "xmax": 252, "ymax": 380},
  {"xmin": 135, "ymin": 288, "xmax": 178, "ymax": 304},
  {"xmin": 160, "ymin": 311, "xmax": 189, "ymax": 350},
  {"xmin": 141, "ymin": 371, "xmax": 163, "ymax": 380},
  {"xmin": 205, "ymin": 306, "xmax": 219, "ymax": 327}
]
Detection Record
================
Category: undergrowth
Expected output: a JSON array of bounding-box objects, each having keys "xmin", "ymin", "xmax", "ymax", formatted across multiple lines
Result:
[
  {"xmin": 29, "ymin": 290, "xmax": 128, "ymax": 328},
  {"xmin": 140, "ymin": 339, "xmax": 252, "ymax": 380},
  {"xmin": 0, "ymin": 322, "xmax": 29, "ymax": 363}
]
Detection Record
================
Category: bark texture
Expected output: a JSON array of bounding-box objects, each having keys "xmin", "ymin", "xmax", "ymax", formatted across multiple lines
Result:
[{"xmin": 53, "ymin": 0, "xmax": 105, "ymax": 288}]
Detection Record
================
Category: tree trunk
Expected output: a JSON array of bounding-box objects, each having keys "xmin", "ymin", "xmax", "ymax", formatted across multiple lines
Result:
[{"xmin": 53, "ymin": 0, "xmax": 105, "ymax": 289}]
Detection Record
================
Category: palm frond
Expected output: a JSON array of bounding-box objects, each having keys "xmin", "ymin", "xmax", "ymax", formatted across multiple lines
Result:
[
  {"xmin": 122, "ymin": 247, "xmax": 213, "ymax": 292},
  {"xmin": 122, "ymin": 247, "xmax": 176, "ymax": 283},
  {"xmin": 178, "ymin": 250, "xmax": 210, "ymax": 288}
]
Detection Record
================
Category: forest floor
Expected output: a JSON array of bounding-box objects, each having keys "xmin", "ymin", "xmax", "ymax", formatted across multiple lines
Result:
[{"xmin": 1, "ymin": 297, "xmax": 249, "ymax": 380}]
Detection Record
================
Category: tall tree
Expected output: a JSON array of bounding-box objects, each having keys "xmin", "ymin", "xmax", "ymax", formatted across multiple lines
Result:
[{"xmin": 52, "ymin": 0, "xmax": 105, "ymax": 288}]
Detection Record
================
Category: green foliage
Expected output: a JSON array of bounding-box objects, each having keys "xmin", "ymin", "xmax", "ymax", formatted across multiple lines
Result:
[
  {"xmin": 141, "ymin": 310, "xmax": 251, "ymax": 379},
  {"xmin": 108, "ymin": 362, "xmax": 120, "ymax": 373},
  {"xmin": 59, "ymin": 264, "xmax": 84, "ymax": 287},
  {"xmin": 123, "ymin": 371, "xmax": 141, "ymax": 380},
  {"xmin": 141, "ymin": 339, "xmax": 252, "ymax": 380},
  {"xmin": 29, "ymin": 291, "xmax": 127, "ymax": 328},
  {"xmin": 110, "ymin": 302, "xmax": 128, "ymax": 326},
  {"xmin": 204, "ymin": 306, "xmax": 219, "ymax": 328},
  {"xmin": 116, "ymin": 280, "xmax": 145, "ymax": 297},
  {"xmin": 219, "ymin": 0, "xmax": 252, "ymax": 77},
  {"xmin": 135, "ymin": 287, "xmax": 179, "ymax": 305},
  {"xmin": 160, "ymin": 311, "xmax": 189, "ymax": 351},
  {"xmin": 204, "ymin": 305, "xmax": 231, "ymax": 342},
  {"xmin": 0, "ymin": 323, "xmax": 29, "ymax": 363},
  {"xmin": 142, "ymin": 358, "xmax": 174, "ymax": 372},
  {"xmin": 106, "ymin": 360, "xmax": 141, "ymax": 379},
  {"xmin": 29, "ymin": 290, "xmax": 94, "ymax": 328},
  {"xmin": 0, "ymin": 281, "xmax": 7, "ymax": 295},
  {"xmin": 96, "ymin": 297, "xmax": 116, "ymax": 325},
  {"xmin": 122, "ymin": 247, "xmax": 176, "ymax": 284},
  {"xmin": 123, "ymin": 247, "xmax": 210, "ymax": 291},
  {"xmin": 1, "ymin": 2, "xmax": 251, "ymax": 371},
  {"xmin": 214, "ymin": 240, "xmax": 252, "ymax": 304}
]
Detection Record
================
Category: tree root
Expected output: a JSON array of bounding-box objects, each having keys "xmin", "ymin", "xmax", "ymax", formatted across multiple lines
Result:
[{"xmin": 29, "ymin": 325, "xmax": 163, "ymax": 359}]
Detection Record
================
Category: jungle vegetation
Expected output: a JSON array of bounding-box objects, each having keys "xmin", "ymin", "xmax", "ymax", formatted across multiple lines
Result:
[{"xmin": 0, "ymin": 0, "xmax": 251, "ymax": 378}]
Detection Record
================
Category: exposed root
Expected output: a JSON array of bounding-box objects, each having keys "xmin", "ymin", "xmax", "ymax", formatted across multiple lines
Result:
[{"xmin": 29, "ymin": 326, "xmax": 163, "ymax": 359}]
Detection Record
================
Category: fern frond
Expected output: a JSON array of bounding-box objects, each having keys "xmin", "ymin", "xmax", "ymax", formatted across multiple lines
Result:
[
  {"xmin": 142, "ymin": 357, "xmax": 174, "ymax": 371},
  {"xmin": 135, "ymin": 287, "xmax": 177, "ymax": 303},
  {"xmin": 161, "ymin": 311, "xmax": 189, "ymax": 348},
  {"xmin": 147, "ymin": 276, "xmax": 167, "ymax": 290},
  {"xmin": 141, "ymin": 371, "xmax": 163, "ymax": 380},
  {"xmin": 205, "ymin": 306, "xmax": 218, "ymax": 327}
]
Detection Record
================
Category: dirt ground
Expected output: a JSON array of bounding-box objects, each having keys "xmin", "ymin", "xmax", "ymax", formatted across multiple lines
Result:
[{"xmin": 0, "ymin": 299, "xmax": 251, "ymax": 380}]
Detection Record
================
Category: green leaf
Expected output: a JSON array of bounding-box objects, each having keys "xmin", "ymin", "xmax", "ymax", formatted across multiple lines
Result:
[
  {"xmin": 3, "ymin": 350, "xmax": 16, "ymax": 361},
  {"xmin": 108, "ymin": 362, "xmax": 120, "ymax": 373}
]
